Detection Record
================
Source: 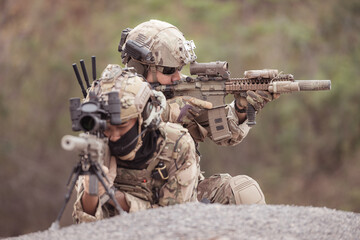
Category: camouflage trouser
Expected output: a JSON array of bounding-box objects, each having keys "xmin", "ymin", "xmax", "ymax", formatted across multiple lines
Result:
[{"xmin": 197, "ymin": 173, "xmax": 266, "ymax": 205}]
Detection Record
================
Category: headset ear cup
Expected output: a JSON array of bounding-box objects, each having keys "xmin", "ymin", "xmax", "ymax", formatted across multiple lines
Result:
[
  {"xmin": 142, "ymin": 92, "xmax": 165, "ymax": 129},
  {"xmin": 142, "ymin": 102, "xmax": 153, "ymax": 124},
  {"xmin": 127, "ymin": 59, "xmax": 146, "ymax": 76}
]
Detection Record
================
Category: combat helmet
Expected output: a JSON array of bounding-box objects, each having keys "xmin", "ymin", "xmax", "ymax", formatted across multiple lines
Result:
[
  {"xmin": 118, "ymin": 19, "xmax": 197, "ymax": 80},
  {"xmin": 86, "ymin": 64, "xmax": 166, "ymax": 160}
]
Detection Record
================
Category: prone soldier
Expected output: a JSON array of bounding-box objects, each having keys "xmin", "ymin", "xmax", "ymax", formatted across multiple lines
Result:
[{"xmin": 72, "ymin": 65, "xmax": 200, "ymax": 222}]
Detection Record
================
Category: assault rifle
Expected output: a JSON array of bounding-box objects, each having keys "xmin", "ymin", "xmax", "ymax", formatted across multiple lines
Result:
[{"xmin": 154, "ymin": 61, "xmax": 331, "ymax": 142}]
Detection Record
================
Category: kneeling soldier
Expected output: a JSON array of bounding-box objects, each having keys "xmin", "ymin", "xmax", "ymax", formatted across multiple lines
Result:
[{"xmin": 118, "ymin": 19, "xmax": 266, "ymax": 206}]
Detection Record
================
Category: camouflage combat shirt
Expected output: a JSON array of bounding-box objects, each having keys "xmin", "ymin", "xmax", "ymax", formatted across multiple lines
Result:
[{"xmin": 73, "ymin": 122, "xmax": 200, "ymax": 223}]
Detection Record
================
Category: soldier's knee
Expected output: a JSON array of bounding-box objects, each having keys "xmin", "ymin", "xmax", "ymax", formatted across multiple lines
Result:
[{"xmin": 229, "ymin": 175, "xmax": 266, "ymax": 205}]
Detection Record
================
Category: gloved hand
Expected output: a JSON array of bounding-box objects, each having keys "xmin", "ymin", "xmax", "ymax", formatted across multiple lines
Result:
[
  {"xmin": 167, "ymin": 96, "xmax": 213, "ymax": 125},
  {"xmin": 84, "ymin": 157, "xmax": 117, "ymax": 196},
  {"xmin": 235, "ymin": 90, "xmax": 280, "ymax": 112}
]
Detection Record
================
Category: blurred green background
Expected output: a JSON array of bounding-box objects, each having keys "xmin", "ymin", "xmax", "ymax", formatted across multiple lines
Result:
[{"xmin": 1, "ymin": 0, "xmax": 359, "ymax": 237}]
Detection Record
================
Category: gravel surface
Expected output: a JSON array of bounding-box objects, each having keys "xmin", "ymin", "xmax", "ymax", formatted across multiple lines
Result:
[{"xmin": 6, "ymin": 203, "xmax": 360, "ymax": 240}]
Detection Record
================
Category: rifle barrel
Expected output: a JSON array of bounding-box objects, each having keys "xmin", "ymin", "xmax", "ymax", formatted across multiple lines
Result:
[{"xmin": 61, "ymin": 135, "xmax": 87, "ymax": 151}]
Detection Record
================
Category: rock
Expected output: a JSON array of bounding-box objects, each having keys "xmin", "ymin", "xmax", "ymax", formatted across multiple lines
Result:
[{"xmin": 6, "ymin": 203, "xmax": 360, "ymax": 240}]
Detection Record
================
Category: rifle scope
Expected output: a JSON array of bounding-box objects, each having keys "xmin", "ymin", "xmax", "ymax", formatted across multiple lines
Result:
[
  {"xmin": 79, "ymin": 114, "xmax": 106, "ymax": 132},
  {"xmin": 68, "ymin": 92, "xmax": 121, "ymax": 133},
  {"xmin": 69, "ymin": 99, "xmax": 107, "ymax": 132},
  {"xmin": 78, "ymin": 101, "xmax": 107, "ymax": 132}
]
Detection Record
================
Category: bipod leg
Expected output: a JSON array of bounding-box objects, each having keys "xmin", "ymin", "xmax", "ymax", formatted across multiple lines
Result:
[
  {"xmin": 50, "ymin": 163, "xmax": 82, "ymax": 230},
  {"xmin": 93, "ymin": 166, "xmax": 127, "ymax": 215}
]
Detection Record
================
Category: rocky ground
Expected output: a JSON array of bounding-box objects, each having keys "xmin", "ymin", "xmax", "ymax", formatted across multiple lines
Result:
[{"xmin": 5, "ymin": 203, "xmax": 360, "ymax": 240}]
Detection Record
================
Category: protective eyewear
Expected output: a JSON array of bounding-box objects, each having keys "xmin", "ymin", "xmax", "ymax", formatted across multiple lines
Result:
[{"xmin": 157, "ymin": 65, "xmax": 183, "ymax": 75}]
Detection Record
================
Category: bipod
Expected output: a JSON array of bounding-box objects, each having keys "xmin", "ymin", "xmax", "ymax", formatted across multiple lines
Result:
[{"xmin": 50, "ymin": 157, "xmax": 126, "ymax": 230}]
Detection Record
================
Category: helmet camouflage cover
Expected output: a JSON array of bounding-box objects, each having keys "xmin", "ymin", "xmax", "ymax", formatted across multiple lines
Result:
[
  {"xmin": 122, "ymin": 19, "xmax": 197, "ymax": 68},
  {"xmin": 85, "ymin": 64, "xmax": 153, "ymax": 123}
]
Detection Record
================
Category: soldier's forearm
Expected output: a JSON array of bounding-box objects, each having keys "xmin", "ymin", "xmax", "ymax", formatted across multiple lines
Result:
[
  {"xmin": 108, "ymin": 190, "xmax": 130, "ymax": 212},
  {"xmin": 81, "ymin": 192, "xmax": 99, "ymax": 216}
]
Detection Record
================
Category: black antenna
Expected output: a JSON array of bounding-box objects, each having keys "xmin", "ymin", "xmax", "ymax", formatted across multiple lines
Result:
[
  {"xmin": 80, "ymin": 59, "xmax": 91, "ymax": 88},
  {"xmin": 72, "ymin": 63, "xmax": 87, "ymax": 98},
  {"xmin": 92, "ymin": 56, "xmax": 96, "ymax": 81}
]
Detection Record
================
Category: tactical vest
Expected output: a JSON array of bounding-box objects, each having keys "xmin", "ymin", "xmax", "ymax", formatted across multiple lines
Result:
[{"xmin": 112, "ymin": 122, "xmax": 188, "ymax": 205}]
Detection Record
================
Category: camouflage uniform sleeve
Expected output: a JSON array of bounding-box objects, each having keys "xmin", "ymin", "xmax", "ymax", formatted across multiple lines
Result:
[
  {"xmin": 158, "ymin": 130, "xmax": 200, "ymax": 206},
  {"xmin": 72, "ymin": 176, "xmax": 104, "ymax": 223},
  {"xmin": 160, "ymin": 99, "xmax": 182, "ymax": 123},
  {"xmin": 212, "ymin": 100, "xmax": 251, "ymax": 146}
]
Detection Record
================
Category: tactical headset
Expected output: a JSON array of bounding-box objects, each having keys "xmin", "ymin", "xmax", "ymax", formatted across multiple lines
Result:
[
  {"xmin": 118, "ymin": 28, "xmax": 154, "ymax": 77},
  {"xmin": 142, "ymin": 89, "xmax": 166, "ymax": 130}
]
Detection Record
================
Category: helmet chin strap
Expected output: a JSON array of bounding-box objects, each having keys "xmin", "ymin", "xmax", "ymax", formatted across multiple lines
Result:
[
  {"xmin": 117, "ymin": 117, "xmax": 144, "ymax": 161},
  {"xmin": 149, "ymin": 65, "xmax": 158, "ymax": 83}
]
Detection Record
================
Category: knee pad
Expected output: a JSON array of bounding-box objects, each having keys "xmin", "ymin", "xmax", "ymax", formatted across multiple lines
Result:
[{"xmin": 229, "ymin": 175, "xmax": 266, "ymax": 204}]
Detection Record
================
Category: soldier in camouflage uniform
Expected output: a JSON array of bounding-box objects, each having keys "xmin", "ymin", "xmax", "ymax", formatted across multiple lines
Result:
[
  {"xmin": 118, "ymin": 19, "xmax": 273, "ymax": 205},
  {"xmin": 73, "ymin": 65, "xmax": 200, "ymax": 223}
]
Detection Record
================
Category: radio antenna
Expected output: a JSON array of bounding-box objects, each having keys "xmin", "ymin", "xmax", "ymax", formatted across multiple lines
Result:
[
  {"xmin": 92, "ymin": 56, "xmax": 97, "ymax": 81},
  {"xmin": 72, "ymin": 63, "xmax": 87, "ymax": 98},
  {"xmin": 80, "ymin": 59, "xmax": 91, "ymax": 88}
]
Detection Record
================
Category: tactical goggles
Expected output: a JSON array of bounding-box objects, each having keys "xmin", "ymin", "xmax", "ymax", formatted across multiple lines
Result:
[{"xmin": 156, "ymin": 65, "xmax": 183, "ymax": 75}]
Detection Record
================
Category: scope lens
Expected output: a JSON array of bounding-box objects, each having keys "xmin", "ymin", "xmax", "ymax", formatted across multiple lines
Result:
[{"xmin": 80, "ymin": 115, "xmax": 96, "ymax": 131}]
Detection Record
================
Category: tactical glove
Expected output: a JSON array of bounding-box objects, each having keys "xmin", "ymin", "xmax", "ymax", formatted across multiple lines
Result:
[
  {"xmin": 166, "ymin": 96, "xmax": 213, "ymax": 125},
  {"xmin": 235, "ymin": 90, "xmax": 280, "ymax": 112},
  {"xmin": 83, "ymin": 157, "xmax": 117, "ymax": 197}
]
